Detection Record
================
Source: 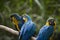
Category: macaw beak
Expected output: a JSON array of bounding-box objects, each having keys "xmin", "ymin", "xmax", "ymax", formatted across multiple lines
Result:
[
  {"xmin": 49, "ymin": 20, "xmax": 55, "ymax": 26},
  {"xmin": 23, "ymin": 17, "xmax": 27, "ymax": 22}
]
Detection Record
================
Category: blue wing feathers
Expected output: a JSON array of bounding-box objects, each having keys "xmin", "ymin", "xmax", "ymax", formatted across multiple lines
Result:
[
  {"xmin": 36, "ymin": 25, "xmax": 54, "ymax": 40},
  {"xmin": 19, "ymin": 21, "xmax": 36, "ymax": 40}
]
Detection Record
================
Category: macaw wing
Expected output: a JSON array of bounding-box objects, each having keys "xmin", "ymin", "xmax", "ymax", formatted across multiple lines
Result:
[
  {"xmin": 18, "ymin": 22, "xmax": 28, "ymax": 40},
  {"xmin": 46, "ymin": 26, "xmax": 54, "ymax": 38},
  {"xmin": 36, "ymin": 25, "xmax": 54, "ymax": 40},
  {"xmin": 19, "ymin": 22, "xmax": 36, "ymax": 40},
  {"xmin": 24, "ymin": 22, "xmax": 36, "ymax": 35},
  {"xmin": 22, "ymin": 22, "xmax": 36, "ymax": 39},
  {"xmin": 18, "ymin": 25, "xmax": 25, "ymax": 40},
  {"xmin": 40, "ymin": 25, "xmax": 54, "ymax": 39}
]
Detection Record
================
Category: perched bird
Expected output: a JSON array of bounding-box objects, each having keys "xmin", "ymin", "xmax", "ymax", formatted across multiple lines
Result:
[
  {"xmin": 36, "ymin": 17, "xmax": 56, "ymax": 40},
  {"xmin": 18, "ymin": 14, "xmax": 36, "ymax": 40},
  {"xmin": 10, "ymin": 13, "xmax": 25, "ymax": 31}
]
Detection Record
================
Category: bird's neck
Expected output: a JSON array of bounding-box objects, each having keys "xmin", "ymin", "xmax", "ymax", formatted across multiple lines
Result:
[
  {"xmin": 25, "ymin": 19, "xmax": 32, "ymax": 23},
  {"xmin": 46, "ymin": 22, "xmax": 56, "ymax": 31},
  {"xmin": 46, "ymin": 22, "xmax": 49, "ymax": 26},
  {"xmin": 16, "ymin": 25, "xmax": 20, "ymax": 31}
]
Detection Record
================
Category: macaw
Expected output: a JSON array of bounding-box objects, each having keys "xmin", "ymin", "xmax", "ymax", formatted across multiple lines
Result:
[
  {"xmin": 18, "ymin": 14, "xmax": 36, "ymax": 40},
  {"xmin": 36, "ymin": 17, "xmax": 56, "ymax": 40},
  {"xmin": 10, "ymin": 13, "xmax": 25, "ymax": 31}
]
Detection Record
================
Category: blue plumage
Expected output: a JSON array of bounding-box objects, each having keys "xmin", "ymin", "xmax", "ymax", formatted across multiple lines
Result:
[
  {"xmin": 36, "ymin": 18, "xmax": 56, "ymax": 40},
  {"xmin": 36, "ymin": 25, "xmax": 54, "ymax": 40},
  {"xmin": 18, "ymin": 14, "xmax": 36, "ymax": 40}
]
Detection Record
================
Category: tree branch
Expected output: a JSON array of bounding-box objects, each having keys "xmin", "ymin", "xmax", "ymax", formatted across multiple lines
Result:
[
  {"xmin": 0, "ymin": 25, "xmax": 36, "ymax": 40},
  {"xmin": 0, "ymin": 25, "xmax": 19, "ymax": 35}
]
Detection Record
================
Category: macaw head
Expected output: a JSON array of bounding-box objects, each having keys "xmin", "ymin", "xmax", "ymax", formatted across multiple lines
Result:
[
  {"xmin": 46, "ymin": 17, "xmax": 56, "ymax": 30},
  {"xmin": 22, "ymin": 14, "xmax": 32, "ymax": 22},
  {"xmin": 10, "ymin": 13, "xmax": 25, "ymax": 31},
  {"xmin": 46, "ymin": 17, "xmax": 56, "ymax": 26}
]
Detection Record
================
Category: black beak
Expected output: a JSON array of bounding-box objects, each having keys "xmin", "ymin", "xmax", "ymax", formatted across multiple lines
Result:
[{"xmin": 49, "ymin": 19, "xmax": 55, "ymax": 26}]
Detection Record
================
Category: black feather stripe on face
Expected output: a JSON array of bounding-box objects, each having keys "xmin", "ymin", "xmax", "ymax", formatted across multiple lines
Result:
[{"xmin": 48, "ymin": 19, "xmax": 55, "ymax": 26}]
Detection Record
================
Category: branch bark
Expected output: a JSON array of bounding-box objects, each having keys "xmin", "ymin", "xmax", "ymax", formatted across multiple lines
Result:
[{"xmin": 0, "ymin": 25, "xmax": 36, "ymax": 40}]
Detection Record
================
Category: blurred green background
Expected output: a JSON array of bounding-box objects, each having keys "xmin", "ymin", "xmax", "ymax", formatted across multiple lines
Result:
[{"xmin": 0, "ymin": 0, "xmax": 60, "ymax": 40}]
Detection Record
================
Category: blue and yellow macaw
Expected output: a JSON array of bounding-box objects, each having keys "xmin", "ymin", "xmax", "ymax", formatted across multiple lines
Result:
[
  {"xmin": 18, "ymin": 14, "xmax": 36, "ymax": 40},
  {"xmin": 36, "ymin": 17, "xmax": 56, "ymax": 40},
  {"xmin": 10, "ymin": 13, "xmax": 25, "ymax": 31}
]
